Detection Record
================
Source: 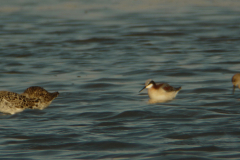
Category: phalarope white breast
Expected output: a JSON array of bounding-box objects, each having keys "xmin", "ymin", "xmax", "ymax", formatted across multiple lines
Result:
[
  {"xmin": 232, "ymin": 73, "xmax": 240, "ymax": 94},
  {"xmin": 139, "ymin": 79, "xmax": 181, "ymax": 101},
  {"xmin": 0, "ymin": 86, "xmax": 59, "ymax": 115}
]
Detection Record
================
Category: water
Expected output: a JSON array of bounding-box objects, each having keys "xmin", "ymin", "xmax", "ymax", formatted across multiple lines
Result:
[{"xmin": 1, "ymin": 0, "xmax": 240, "ymax": 159}]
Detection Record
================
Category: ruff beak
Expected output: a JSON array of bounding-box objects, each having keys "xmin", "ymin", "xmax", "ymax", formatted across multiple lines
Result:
[{"xmin": 139, "ymin": 86, "xmax": 146, "ymax": 93}]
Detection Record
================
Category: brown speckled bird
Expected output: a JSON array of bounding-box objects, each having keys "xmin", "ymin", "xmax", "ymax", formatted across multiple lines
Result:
[
  {"xmin": 0, "ymin": 86, "xmax": 59, "ymax": 115},
  {"xmin": 21, "ymin": 86, "xmax": 59, "ymax": 110},
  {"xmin": 0, "ymin": 91, "xmax": 41, "ymax": 114}
]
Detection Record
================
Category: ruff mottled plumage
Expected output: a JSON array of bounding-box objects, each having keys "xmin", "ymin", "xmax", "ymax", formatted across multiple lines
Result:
[
  {"xmin": 21, "ymin": 86, "xmax": 59, "ymax": 110},
  {"xmin": 0, "ymin": 91, "xmax": 40, "ymax": 114},
  {"xmin": 0, "ymin": 86, "xmax": 59, "ymax": 114},
  {"xmin": 139, "ymin": 79, "xmax": 181, "ymax": 101}
]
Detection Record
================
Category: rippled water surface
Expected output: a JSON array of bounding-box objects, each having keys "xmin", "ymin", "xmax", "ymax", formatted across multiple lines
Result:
[{"xmin": 1, "ymin": 0, "xmax": 240, "ymax": 159}]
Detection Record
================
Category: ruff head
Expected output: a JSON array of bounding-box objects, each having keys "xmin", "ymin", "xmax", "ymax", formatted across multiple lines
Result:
[
  {"xmin": 139, "ymin": 79, "xmax": 155, "ymax": 92},
  {"xmin": 232, "ymin": 73, "xmax": 240, "ymax": 94},
  {"xmin": 22, "ymin": 86, "xmax": 59, "ymax": 102}
]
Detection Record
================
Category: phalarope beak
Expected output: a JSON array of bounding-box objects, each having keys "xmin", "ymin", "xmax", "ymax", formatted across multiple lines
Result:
[{"xmin": 139, "ymin": 86, "xmax": 146, "ymax": 93}]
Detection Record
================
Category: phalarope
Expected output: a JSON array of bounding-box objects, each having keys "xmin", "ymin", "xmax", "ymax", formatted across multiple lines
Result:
[
  {"xmin": 0, "ymin": 86, "xmax": 59, "ymax": 115},
  {"xmin": 21, "ymin": 86, "xmax": 59, "ymax": 110},
  {"xmin": 232, "ymin": 73, "xmax": 240, "ymax": 94},
  {"xmin": 139, "ymin": 79, "xmax": 181, "ymax": 101}
]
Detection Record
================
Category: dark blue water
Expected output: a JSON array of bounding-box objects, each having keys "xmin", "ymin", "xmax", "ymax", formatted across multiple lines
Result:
[{"xmin": 1, "ymin": 0, "xmax": 240, "ymax": 159}]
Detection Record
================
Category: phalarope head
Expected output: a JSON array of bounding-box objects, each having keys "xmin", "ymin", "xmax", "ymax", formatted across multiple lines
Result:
[
  {"xmin": 139, "ymin": 79, "xmax": 155, "ymax": 93},
  {"xmin": 232, "ymin": 73, "xmax": 240, "ymax": 94}
]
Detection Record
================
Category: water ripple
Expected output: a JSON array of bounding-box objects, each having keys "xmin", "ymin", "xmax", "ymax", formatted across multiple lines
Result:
[{"xmin": 1, "ymin": 0, "xmax": 240, "ymax": 159}]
